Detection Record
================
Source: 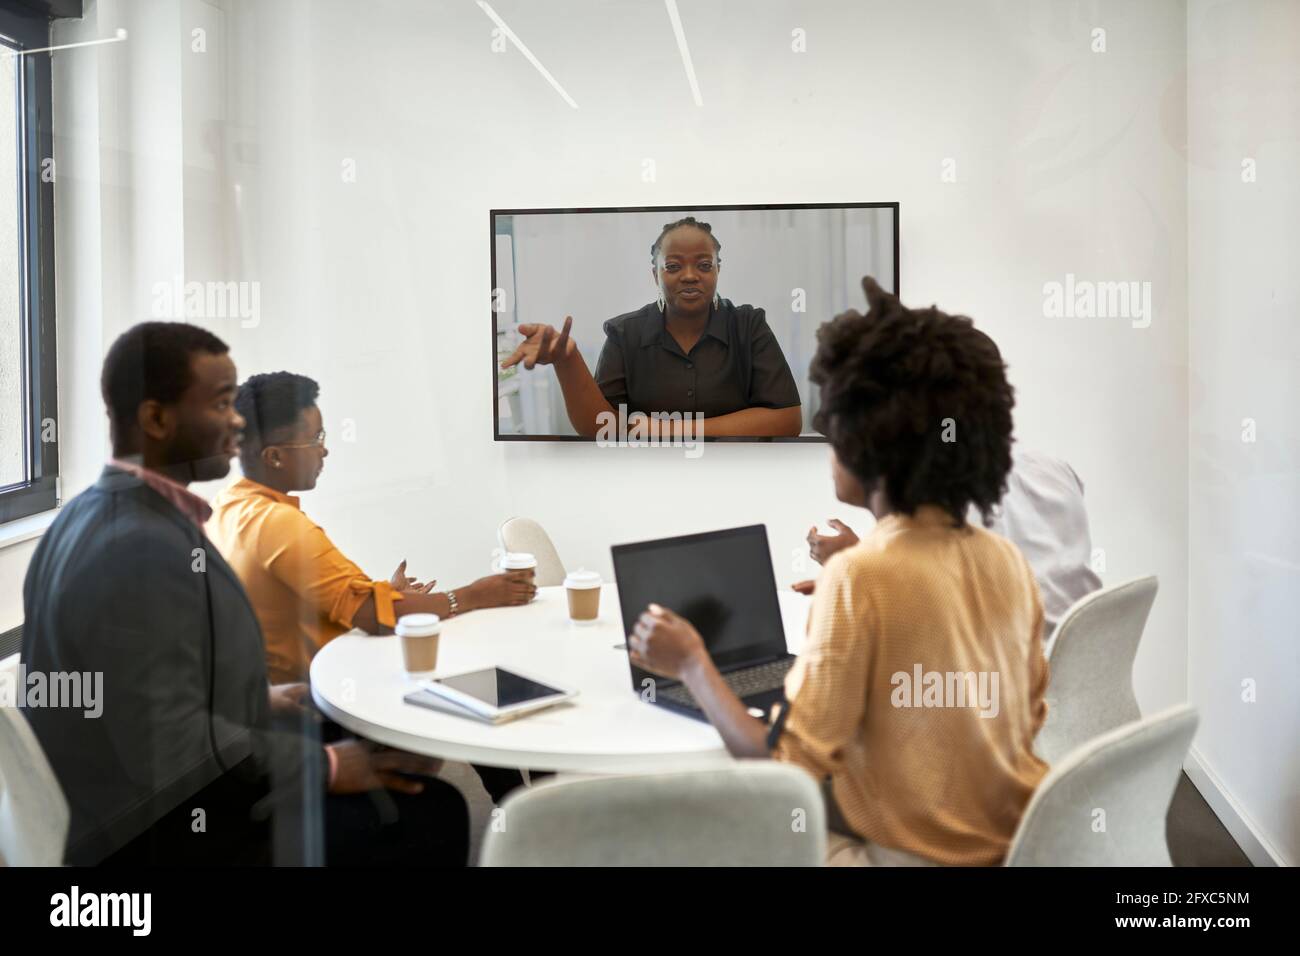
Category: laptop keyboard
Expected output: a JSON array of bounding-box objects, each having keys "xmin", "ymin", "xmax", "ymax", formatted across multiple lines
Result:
[{"xmin": 656, "ymin": 658, "xmax": 793, "ymax": 710}]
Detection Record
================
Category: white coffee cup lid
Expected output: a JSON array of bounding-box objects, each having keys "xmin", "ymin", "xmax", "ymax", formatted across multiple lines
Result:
[
  {"xmin": 564, "ymin": 568, "xmax": 602, "ymax": 589},
  {"xmin": 500, "ymin": 551, "xmax": 537, "ymax": 569},
  {"xmin": 396, "ymin": 613, "xmax": 441, "ymax": 637}
]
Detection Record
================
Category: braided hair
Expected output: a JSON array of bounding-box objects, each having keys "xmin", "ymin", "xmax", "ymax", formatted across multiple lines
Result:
[{"xmin": 650, "ymin": 216, "xmax": 722, "ymax": 264}]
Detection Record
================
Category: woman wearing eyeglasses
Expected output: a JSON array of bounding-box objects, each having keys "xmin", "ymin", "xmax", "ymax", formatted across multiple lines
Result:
[
  {"xmin": 208, "ymin": 371, "xmax": 536, "ymax": 807},
  {"xmin": 207, "ymin": 371, "xmax": 535, "ymax": 688},
  {"xmin": 500, "ymin": 216, "xmax": 803, "ymax": 438}
]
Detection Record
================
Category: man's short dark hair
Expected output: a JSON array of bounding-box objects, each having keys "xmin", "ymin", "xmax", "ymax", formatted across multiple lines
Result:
[
  {"xmin": 101, "ymin": 321, "xmax": 230, "ymax": 434},
  {"xmin": 809, "ymin": 277, "xmax": 1015, "ymax": 526},
  {"xmin": 235, "ymin": 371, "xmax": 320, "ymax": 453}
]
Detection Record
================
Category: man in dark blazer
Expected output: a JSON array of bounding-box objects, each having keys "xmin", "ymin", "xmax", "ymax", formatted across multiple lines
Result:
[{"xmin": 21, "ymin": 322, "xmax": 467, "ymax": 865}]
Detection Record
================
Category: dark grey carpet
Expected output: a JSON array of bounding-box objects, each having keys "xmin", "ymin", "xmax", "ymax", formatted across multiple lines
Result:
[{"xmin": 1167, "ymin": 771, "xmax": 1253, "ymax": 867}]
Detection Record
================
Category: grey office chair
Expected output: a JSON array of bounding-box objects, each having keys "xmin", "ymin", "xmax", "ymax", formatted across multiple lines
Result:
[
  {"xmin": 0, "ymin": 666, "xmax": 69, "ymax": 866},
  {"xmin": 1008, "ymin": 704, "xmax": 1197, "ymax": 866},
  {"xmin": 1036, "ymin": 575, "xmax": 1158, "ymax": 764},
  {"xmin": 481, "ymin": 762, "xmax": 826, "ymax": 866}
]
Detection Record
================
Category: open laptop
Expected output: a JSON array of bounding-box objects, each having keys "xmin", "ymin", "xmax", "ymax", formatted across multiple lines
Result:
[{"xmin": 611, "ymin": 525, "xmax": 794, "ymax": 722}]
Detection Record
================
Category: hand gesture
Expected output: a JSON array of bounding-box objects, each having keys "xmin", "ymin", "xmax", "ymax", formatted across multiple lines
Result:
[
  {"xmin": 391, "ymin": 559, "xmax": 436, "ymax": 594},
  {"xmin": 500, "ymin": 316, "xmax": 577, "ymax": 370},
  {"xmin": 807, "ymin": 519, "xmax": 859, "ymax": 565}
]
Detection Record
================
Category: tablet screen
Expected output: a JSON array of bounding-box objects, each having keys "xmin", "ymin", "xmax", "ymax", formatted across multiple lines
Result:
[{"xmin": 434, "ymin": 668, "xmax": 564, "ymax": 709}]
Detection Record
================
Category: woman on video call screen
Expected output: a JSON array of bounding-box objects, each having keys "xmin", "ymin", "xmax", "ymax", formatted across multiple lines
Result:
[
  {"xmin": 494, "ymin": 204, "xmax": 897, "ymax": 441},
  {"xmin": 500, "ymin": 216, "xmax": 802, "ymax": 438}
]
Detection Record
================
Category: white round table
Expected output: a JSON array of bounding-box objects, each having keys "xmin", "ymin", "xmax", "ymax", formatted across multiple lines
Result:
[{"xmin": 310, "ymin": 584, "xmax": 811, "ymax": 774}]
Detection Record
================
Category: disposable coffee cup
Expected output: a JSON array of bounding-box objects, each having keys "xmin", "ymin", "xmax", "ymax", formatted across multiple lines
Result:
[
  {"xmin": 499, "ymin": 552, "xmax": 538, "ymax": 600},
  {"xmin": 564, "ymin": 568, "xmax": 602, "ymax": 623},
  {"xmin": 396, "ymin": 613, "xmax": 441, "ymax": 675},
  {"xmin": 499, "ymin": 552, "xmax": 537, "ymax": 577}
]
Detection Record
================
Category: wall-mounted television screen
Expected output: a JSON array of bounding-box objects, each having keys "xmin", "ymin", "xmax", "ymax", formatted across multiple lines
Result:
[{"xmin": 492, "ymin": 202, "xmax": 899, "ymax": 442}]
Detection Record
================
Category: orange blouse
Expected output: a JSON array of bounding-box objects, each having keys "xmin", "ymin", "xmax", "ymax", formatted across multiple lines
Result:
[
  {"xmin": 207, "ymin": 478, "xmax": 401, "ymax": 684},
  {"xmin": 773, "ymin": 506, "xmax": 1050, "ymax": 865}
]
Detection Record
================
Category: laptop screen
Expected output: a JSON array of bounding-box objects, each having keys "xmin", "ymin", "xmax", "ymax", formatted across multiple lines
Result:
[{"xmin": 611, "ymin": 525, "xmax": 787, "ymax": 690}]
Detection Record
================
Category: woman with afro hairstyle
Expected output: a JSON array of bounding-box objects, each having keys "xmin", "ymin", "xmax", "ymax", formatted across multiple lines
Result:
[{"xmin": 627, "ymin": 277, "xmax": 1051, "ymax": 866}]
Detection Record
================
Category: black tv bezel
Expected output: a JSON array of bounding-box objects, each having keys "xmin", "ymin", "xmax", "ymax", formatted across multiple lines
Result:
[{"xmin": 491, "ymin": 201, "xmax": 900, "ymax": 444}]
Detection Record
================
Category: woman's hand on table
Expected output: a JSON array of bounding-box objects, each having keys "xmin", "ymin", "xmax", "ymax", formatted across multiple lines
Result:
[
  {"xmin": 462, "ymin": 570, "xmax": 537, "ymax": 610},
  {"xmin": 628, "ymin": 603, "xmax": 711, "ymax": 681}
]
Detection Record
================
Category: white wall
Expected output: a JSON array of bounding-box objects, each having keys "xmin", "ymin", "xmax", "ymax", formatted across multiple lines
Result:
[
  {"xmin": 8, "ymin": 3, "xmax": 1193, "ymax": 728},
  {"xmin": 0, "ymin": 538, "xmax": 36, "ymax": 632},
  {"xmin": 1187, "ymin": 0, "xmax": 1299, "ymax": 866}
]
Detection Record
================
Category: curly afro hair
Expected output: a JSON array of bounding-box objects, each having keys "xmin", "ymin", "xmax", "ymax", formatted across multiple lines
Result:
[{"xmin": 809, "ymin": 277, "xmax": 1015, "ymax": 526}]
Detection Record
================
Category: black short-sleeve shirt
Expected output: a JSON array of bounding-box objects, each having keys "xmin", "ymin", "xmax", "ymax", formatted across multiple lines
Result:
[{"xmin": 593, "ymin": 300, "xmax": 802, "ymax": 419}]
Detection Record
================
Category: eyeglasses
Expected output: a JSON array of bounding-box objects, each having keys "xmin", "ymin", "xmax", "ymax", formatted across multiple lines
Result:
[{"xmin": 271, "ymin": 428, "xmax": 326, "ymax": 449}]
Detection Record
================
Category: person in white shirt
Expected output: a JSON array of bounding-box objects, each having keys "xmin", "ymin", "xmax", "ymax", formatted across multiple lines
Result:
[{"xmin": 801, "ymin": 448, "xmax": 1101, "ymax": 653}]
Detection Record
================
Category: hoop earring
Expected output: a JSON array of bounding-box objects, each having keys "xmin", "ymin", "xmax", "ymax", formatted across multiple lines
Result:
[{"xmin": 657, "ymin": 290, "xmax": 666, "ymax": 312}]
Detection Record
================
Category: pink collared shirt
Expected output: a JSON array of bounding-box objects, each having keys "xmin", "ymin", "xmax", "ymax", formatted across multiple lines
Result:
[{"xmin": 107, "ymin": 458, "xmax": 213, "ymax": 529}]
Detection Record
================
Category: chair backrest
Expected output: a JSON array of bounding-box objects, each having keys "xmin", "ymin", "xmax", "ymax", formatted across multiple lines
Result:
[
  {"xmin": 497, "ymin": 516, "xmax": 567, "ymax": 587},
  {"xmin": 0, "ymin": 656, "xmax": 69, "ymax": 866},
  {"xmin": 480, "ymin": 762, "xmax": 826, "ymax": 866},
  {"xmin": 1007, "ymin": 704, "xmax": 1197, "ymax": 866},
  {"xmin": 1035, "ymin": 575, "xmax": 1158, "ymax": 764}
]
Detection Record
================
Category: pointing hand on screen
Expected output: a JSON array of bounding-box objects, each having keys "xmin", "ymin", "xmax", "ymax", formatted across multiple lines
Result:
[{"xmin": 500, "ymin": 315, "xmax": 577, "ymax": 370}]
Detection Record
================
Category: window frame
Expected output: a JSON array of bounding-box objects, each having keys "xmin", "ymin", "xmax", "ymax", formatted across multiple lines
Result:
[{"xmin": 0, "ymin": 7, "xmax": 58, "ymax": 524}]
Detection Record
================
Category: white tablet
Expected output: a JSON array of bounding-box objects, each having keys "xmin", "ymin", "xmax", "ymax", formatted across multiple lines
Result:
[{"xmin": 412, "ymin": 667, "xmax": 576, "ymax": 725}]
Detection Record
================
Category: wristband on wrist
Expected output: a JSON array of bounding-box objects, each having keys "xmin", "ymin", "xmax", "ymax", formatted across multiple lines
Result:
[{"xmin": 446, "ymin": 589, "xmax": 460, "ymax": 617}]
